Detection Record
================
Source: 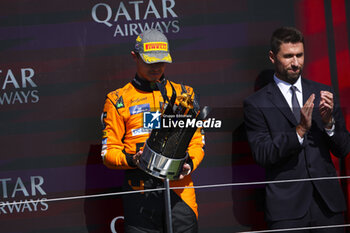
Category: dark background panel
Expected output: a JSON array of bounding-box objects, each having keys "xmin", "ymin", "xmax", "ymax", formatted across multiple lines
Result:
[{"xmin": 0, "ymin": 0, "xmax": 349, "ymax": 232}]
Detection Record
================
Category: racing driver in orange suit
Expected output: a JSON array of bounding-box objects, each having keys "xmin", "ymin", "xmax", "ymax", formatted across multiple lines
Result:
[{"xmin": 101, "ymin": 29, "xmax": 205, "ymax": 233}]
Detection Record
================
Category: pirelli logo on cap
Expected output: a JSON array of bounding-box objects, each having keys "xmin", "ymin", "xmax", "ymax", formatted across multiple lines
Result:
[{"xmin": 144, "ymin": 42, "xmax": 168, "ymax": 52}]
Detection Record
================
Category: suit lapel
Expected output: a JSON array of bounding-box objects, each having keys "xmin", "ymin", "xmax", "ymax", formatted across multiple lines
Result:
[
  {"xmin": 301, "ymin": 78, "xmax": 321, "ymax": 123},
  {"xmin": 266, "ymin": 82, "xmax": 299, "ymax": 126},
  {"xmin": 301, "ymin": 78, "xmax": 313, "ymax": 105}
]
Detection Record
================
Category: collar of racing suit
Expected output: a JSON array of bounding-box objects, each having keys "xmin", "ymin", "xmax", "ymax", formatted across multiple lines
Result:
[{"xmin": 131, "ymin": 74, "xmax": 166, "ymax": 92}]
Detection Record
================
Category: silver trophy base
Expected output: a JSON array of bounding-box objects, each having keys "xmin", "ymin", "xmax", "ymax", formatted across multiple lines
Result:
[{"xmin": 138, "ymin": 140, "xmax": 187, "ymax": 180}]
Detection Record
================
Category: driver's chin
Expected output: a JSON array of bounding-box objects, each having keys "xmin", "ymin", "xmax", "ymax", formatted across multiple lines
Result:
[{"xmin": 146, "ymin": 74, "xmax": 162, "ymax": 82}]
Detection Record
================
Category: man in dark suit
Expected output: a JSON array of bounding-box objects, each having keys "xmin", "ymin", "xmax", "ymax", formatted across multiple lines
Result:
[{"xmin": 244, "ymin": 27, "xmax": 350, "ymax": 232}]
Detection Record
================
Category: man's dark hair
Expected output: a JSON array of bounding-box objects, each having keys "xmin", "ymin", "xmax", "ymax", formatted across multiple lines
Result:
[{"xmin": 270, "ymin": 27, "xmax": 304, "ymax": 54}]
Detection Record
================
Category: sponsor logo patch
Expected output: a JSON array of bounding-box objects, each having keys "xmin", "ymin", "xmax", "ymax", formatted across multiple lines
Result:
[
  {"xmin": 142, "ymin": 53, "xmax": 172, "ymax": 63},
  {"xmin": 102, "ymin": 130, "xmax": 108, "ymax": 138},
  {"xmin": 101, "ymin": 112, "xmax": 107, "ymax": 129},
  {"xmin": 101, "ymin": 144, "xmax": 107, "ymax": 157},
  {"xmin": 131, "ymin": 127, "xmax": 152, "ymax": 136},
  {"xmin": 102, "ymin": 138, "xmax": 107, "ymax": 145},
  {"xmin": 130, "ymin": 97, "xmax": 147, "ymax": 104},
  {"xmin": 129, "ymin": 103, "xmax": 150, "ymax": 115},
  {"xmin": 144, "ymin": 42, "xmax": 168, "ymax": 52},
  {"xmin": 116, "ymin": 96, "xmax": 124, "ymax": 109}
]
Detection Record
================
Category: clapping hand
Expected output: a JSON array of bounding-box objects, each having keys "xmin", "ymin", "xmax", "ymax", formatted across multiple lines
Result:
[
  {"xmin": 319, "ymin": 91, "xmax": 334, "ymax": 128},
  {"xmin": 296, "ymin": 94, "xmax": 315, "ymax": 138}
]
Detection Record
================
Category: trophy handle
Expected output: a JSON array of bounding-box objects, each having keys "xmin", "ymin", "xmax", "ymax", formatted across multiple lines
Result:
[
  {"xmin": 197, "ymin": 106, "xmax": 211, "ymax": 120},
  {"xmin": 156, "ymin": 80, "xmax": 177, "ymax": 110}
]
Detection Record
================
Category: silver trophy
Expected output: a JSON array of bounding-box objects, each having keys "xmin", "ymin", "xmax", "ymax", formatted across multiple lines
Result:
[{"xmin": 138, "ymin": 81, "xmax": 210, "ymax": 180}]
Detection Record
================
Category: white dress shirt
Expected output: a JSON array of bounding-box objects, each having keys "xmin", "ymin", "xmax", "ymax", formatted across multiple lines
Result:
[
  {"xmin": 273, "ymin": 75, "xmax": 334, "ymax": 144},
  {"xmin": 274, "ymin": 75, "xmax": 303, "ymax": 112}
]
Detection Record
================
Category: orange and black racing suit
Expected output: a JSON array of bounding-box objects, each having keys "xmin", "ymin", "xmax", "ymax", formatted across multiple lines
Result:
[{"xmin": 101, "ymin": 75, "xmax": 205, "ymax": 232}]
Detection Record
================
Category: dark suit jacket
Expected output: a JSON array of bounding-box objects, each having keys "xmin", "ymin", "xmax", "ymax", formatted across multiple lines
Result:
[{"xmin": 244, "ymin": 78, "xmax": 350, "ymax": 222}]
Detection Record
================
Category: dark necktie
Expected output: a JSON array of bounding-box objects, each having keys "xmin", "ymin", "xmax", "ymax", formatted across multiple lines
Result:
[{"xmin": 291, "ymin": 86, "xmax": 301, "ymax": 122}]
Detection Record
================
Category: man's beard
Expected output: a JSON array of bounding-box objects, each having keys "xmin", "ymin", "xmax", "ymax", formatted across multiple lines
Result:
[{"xmin": 281, "ymin": 67, "xmax": 302, "ymax": 84}]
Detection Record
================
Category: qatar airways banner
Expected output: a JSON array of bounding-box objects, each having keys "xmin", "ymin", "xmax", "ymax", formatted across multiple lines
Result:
[
  {"xmin": 0, "ymin": 0, "xmax": 350, "ymax": 232},
  {"xmin": 91, "ymin": 0, "xmax": 180, "ymax": 36}
]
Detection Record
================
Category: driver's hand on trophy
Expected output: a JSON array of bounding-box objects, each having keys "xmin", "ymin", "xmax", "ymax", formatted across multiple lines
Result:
[
  {"xmin": 179, "ymin": 163, "xmax": 191, "ymax": 180},
  {"xmin": 132, "ymin": 150, "xmax": 143, "ymax": 166}
]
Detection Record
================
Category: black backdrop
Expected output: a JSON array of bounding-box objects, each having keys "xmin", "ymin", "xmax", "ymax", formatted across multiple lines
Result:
[{"xmin": 1, "ymin": 0, "xmax": 350, "ymax": 232}]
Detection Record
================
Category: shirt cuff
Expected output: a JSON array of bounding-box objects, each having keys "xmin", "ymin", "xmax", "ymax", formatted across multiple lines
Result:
[
  {"xmin": 325, "ymin": 124, "xmax": 335, "ymax": 137},
  {"xmin": 123, "ymin": 150, "xmax": 137, "ymax": 167},
  {"xmin": 296, "ymin": 132, "xmax": 304, "ymax": 144}
]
